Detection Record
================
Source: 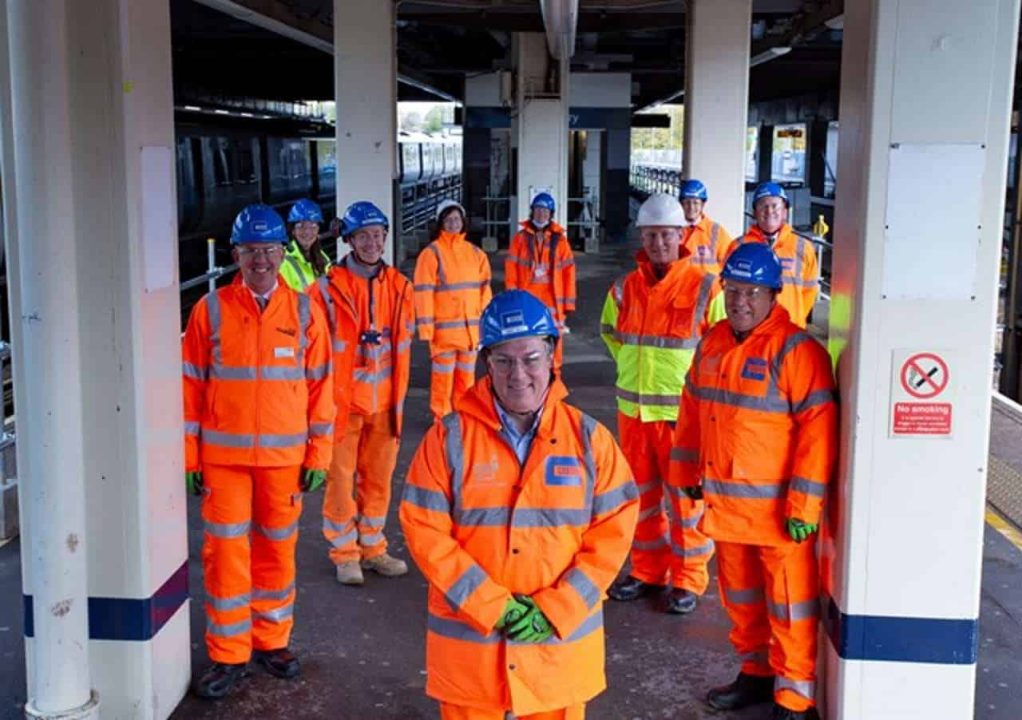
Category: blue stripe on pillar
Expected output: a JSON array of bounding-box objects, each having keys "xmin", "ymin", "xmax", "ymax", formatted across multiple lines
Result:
[{"xmin": 23, "ymin": 560, "xmax": 189, "ymax": 641}]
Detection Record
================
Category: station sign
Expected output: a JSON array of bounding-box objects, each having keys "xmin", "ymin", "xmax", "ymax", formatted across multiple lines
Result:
[{"xmin": 889, "ymin": 350, "xmax": 956, "ymax": 437}]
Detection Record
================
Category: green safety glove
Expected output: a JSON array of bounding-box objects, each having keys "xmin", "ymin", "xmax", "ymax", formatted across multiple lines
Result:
[
  {"xmin": 506, "ymin": 597, "xmax": 554, "ymax": 643},
  {"xmin": 786, "ymin": 518, "xmax": 819, "ymax": 543},
  {"xmin": 494, "ymin": 596, "xmax": 532, "ymax": 631},
  {"xmin": 185, "ymin": 470, "xmax": 203, "ymax": 496},
  {"xmin": 300, "ymin": 468, "xmax": 327, "ymax": 493}
]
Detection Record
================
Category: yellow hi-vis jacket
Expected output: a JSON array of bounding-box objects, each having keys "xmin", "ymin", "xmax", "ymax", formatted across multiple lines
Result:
[{"xmin": 279, "ymin": 240, "xmax": 331, "ymax": 292}]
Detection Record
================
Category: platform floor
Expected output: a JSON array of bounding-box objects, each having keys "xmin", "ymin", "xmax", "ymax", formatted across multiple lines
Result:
[{"xmin": 1, "ymin": 245, "xmax": 1021, "ymax": 719}]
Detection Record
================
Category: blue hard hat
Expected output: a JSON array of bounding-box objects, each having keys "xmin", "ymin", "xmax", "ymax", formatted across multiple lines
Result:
[
  {"xmin": 480, "ymin": 290, "xmax": 559, "ymax": 350},
  {"xmin": 752, "ymin": 182, "xmax": 789, "ymax": 207},
  {"xmin": 530, "ymin": 192, "xmax": 556, "ymax": 214},
  {"xmin": 680, "ymin": 179, "xmax": 708, "ymax": 202},
  {"xmin": 340, "ymin": 201, "xmax": 389, "ymax": 237},
  {"xmin": 721, "ymin": 243, "xmax": 783, "ymax": 290},
  {"xmin": 287, "ymin": 198, "xmax": 323, "ymax": 224},
  {"xmin": 230, "ymin": 204, "xmax": 288, "ymax": 245}
]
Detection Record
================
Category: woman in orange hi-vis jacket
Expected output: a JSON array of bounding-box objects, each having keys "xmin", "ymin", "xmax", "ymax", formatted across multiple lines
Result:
[
  {"xmin": 504, "ymin": 192, "xmax": 576, "ymax": 370},
  {"xmin": 724, "ymin": 182, "xmax": 819, "ymax": 329},
  {"xmin": 678, "ymin": 179, "xmax": 734, "ymax": 275},
  {"xmin": 401, "ymin": 290, "xmax": 638, "ymax": 720},
  {"xmin": 668, "ymin": 244, "xmax": 837, "ymax": 720},
  {"xmin": 414, "ymin": 199, "xmax": 492, "ymax": 421},
  {"xmin": 182, "ymin": 204, "xmax": 334, "ymax": 700},
  {"xmin": 315, "ymin": 200, "xmax": 415, "ymax": 587}
]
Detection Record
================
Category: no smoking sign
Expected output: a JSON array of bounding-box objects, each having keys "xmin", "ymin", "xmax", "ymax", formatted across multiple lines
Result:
[{"xmin": 890, "ymin": 350, "xmax": 955, "ymax": 438}]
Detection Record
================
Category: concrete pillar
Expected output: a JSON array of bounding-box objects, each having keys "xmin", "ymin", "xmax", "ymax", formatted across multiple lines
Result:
[
  {"xmin": 683, "ymin": 0, "xmax": 752, "ymax": 235},
  {"xmin": 334, "ymin": 0, "xmax": 397, "ymax": 264},
  {"xmin": 6, "ymin": 0, "xmax": 189, "ymax": 717},
  {"xmin": 826, "ymin": 0, "xmax": 1020, "ymax": 717},
  {"xmin": 514, "ymin": 32, "xmax": 569, "ymax": 227}
]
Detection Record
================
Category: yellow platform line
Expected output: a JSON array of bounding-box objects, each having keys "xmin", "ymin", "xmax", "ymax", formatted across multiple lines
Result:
[{"xmin": 986, "ymin": 505, "xmax": 1022, "ymax": 552}]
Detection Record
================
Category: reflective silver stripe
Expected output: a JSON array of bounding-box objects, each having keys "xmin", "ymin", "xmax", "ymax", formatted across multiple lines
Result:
[
  {"xmin": 678, "ymin": 509, "xmax": 704, "ymax": 529},
  {"xmin": 580, "ymin": 413, "xmax": 598, "ymax": 515},
  {"xmin": 770, "ymin": 332, "xmax": 813, "ymax": 386},
  {"xmin": 613, "ymin": 331, "xmax": 701, "ymax": 350},
  {"xmin": 566, "ymin": 568, "xmax": 601, "ymax": 610},
  {"xmin": 414, "ymin": 283, "xmax": 437, "ymax": 291},
  {"xmin": 416, "ymin": 316, "xmax": 434, "ymax": 327},
  {"xmin": 356, "ymin": 344, "xmax": 391, "ymax": 360},
  {"xmin": 508, "ymin": 255, "xmax": 531, "ymax": 267},
  {"xmin": 260, "ymin": 432, "xmax": 308, "ymax": 448},
  {"xmin": 437, "ymin": 281, "xmax": 488, "ymax": 292},
  {"xmin": 592, "ymin": 482, "xmax": 638, "ymax": 515},
  {"xmin": 431, "ymin": 362, "xmax": 456, "ymax": 374},
  {"xmin": 690, "ymin": 272, "xmax": 716, "ymax": 336},
  {"xmin": 794, "ymin": 388, "xmax": 835, "ymax": 413},
  {"xmin": 262, "ymin": 366, "xmax": 305, "ymax": 381},
  {"xmin": 434, "ymin": 351, "xmax": 457, "ymax": 360},
  {"xmin": 687, "ymin": 383, "xmax": 790, "ymax": 413},
  {"xmin": 616, "ymin": 388, "xmax": 680, "ymax": 407},
  {"xmin": 790, "ymin": 476, "xmax": 826, "ymax": 498},
  {"xmin": 636, "ymin": 480, "xmax": 659, "ymax": 495},
  {"xmin": 253, "ymin": 602, "xmax": 294, "ymax": 624},
  {"xmin": 703, "ymin": 478, "xmax": 787, "ymax": 499},
  {"xmin": 297, "ymin": 292, "xmax": 310, "ymax": 364},
  {"xmin": 208, "ymin": 618, "xmax": 251, "ymax": 637},
  {"xmin": 183, "ymin": 362, "xmax": 207, "ymax": 380},
  {"xmin": 254, "ymin": 521, "xmax": 298, "ymax": 541},
  {"xmin": 359, "ymin": 531, "xmax": 384, "ymax": 546},
  {"xmin": 309, "ymin": 422, "xmax": 334, "ymax": 437},
  {"xmin": 637, "ymin": 505, "xmax": 661, "ymax": 522},
  {"xmin": 768, "ymin": 597, "xmax": 819, "ymax": 622},
  {"xmin": 436, "ymin": 319, "xmax": 468, "ymax": 329},
  {"xmin": 725, "ymin": 587, "xmax": 765, "ymax": 605},
  {"xmin": 403, "ymin": 484, "xmax": 451, "ymax": 512},
  {"xmin": 775, "ymin": 677, "xmax": 815, "ymax": 700},
  {"xmin": 671, "ymin": 538, "xmax": 714, "ymax": 558},
  {"xmin": 457, "ymin": 507, "xmax": 508, "ymax": 526},
  {"xmin": 252, "ymin": 583, "xmax": 295, "ymax": 601},
  {"xmin": 428, "ymin": 243, "xmax": 448, "ymax": 287},
  {"xmin": 710, "ymin": 222, "xmax": 720, "ymax": 253},
  {"xmin": 305, "ymin": 363, "xmax": 330, "ymax": 381},
  {"xmin": 211, "ymin": 365, "xmax": 258, "ymax": 380},
  {"xmin": 455, "ymin": 361, "xmax": 476, "ymax": 372},
  {"xmin": 783, "ymin": 277, "xmax": 819, "ymax": 288},
  {"xmin": 353, "ymin": 366, "xmax": 393, "ymax": 383},
  {"xmin": 427, "ymin": 609, "xmax": 603, "ymax": 645},
  {"xmin": 317, "ymin": 277, "xmax": 336, "ymax": 332},
  {"xmin": 446, "ymin": 564, "xmax": 487, "ymax": 612},
  {"xmin": 442, "ymin": 414, "xmax": 464, "ymax": 511},
  {"xmin": 184, "ymin": 421, "xmax": 200, "ymax": 436},
  {"xmin": 324, "ymin": 516, "xmax": 354, "ymax": 533},
  {"xmin": 671, "ymin": 447, "xmax": 698, "ymax": 463},
  {"xmin": 207, "ymin": 592, "xmax": 250, "ymax": 611},
  {"xmin": 360, "ymin": 514, "xmax": 386, "ymax": 528},
  {"xmin": 457, "ymin": 507, "xmax": 591, "ymax": 528},
  {"xmin": 204, "ymin": 520, "xmax": 251, "ymax": 538},
  {"xmin": 633, "ymin": 535, "xmax": 669, "ymax": 551},
  {"xmin": 208, "ymin": 288, "xmax": 222, "ymax": 366},
  {"xmin": 555, "ymin": 258, "xmax": 575, "ymax": 269},
  {"xmin": 284, "ymin": 253, "xmax": 306, "ymax": 285},
  {"xmin": 794, "ymin": 236, "xmax": 805, "ymax": 284},
  {"xmin": 325, "ymin": 522, "xmax": 358, "ymax": 547}
]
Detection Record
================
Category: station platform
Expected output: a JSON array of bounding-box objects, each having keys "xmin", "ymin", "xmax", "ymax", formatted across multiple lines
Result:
[{"xmin": 1, "ymin": 245, "xmax": 1021, "ymax": 719}]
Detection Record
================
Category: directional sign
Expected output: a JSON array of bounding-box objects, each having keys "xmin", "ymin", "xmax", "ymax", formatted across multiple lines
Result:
[{"xmin": 900, "ymin": 352, "xmax": 949, "ymax": 399}]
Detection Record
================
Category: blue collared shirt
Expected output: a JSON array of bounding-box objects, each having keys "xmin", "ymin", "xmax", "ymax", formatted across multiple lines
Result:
[{"xmin": 494, "ymin": 400, "xmax": 543, "ymax": 465}]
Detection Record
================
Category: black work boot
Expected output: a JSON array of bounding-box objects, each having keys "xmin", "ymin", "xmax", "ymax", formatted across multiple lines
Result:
[
  {"xmin": 253, "ymin": 647, "xmax": 301, "ymax": 679},
  {"xmin": 771, "ymin": 703, "xmax": 821, "ymax": 720},
  {"xmin": 706, "ymin": 672, "xmax": 775, "ymax": 711},
  {"xmin": 663, "ymin": 588, "xmax": 698, "ymax": 615},
  {"xmin": 607, "ymin": 575, "xmax": 663, "ymax": 601},
  {"xmin": 194, "ymin": 662, "xmax": 247, "ymax": 699}
]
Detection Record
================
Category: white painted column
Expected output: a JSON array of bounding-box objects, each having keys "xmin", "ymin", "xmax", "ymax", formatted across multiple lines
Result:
[
  {"xmin": 826, "ymin": 1, "xmax": 1020, "ymax": 718},
  {"xmin": 514, "ymin": 32, "xmax": 569, "ymax": 225},
  {"xmin": 682, "ymin": 0, "xmax": 752, "ymax": 235},
  {"xmin": 6, "ymin": 0, "xmax": 189, "ymax": 717},
  {"xmin": 334, "ymin": 0, "xmax": 397, "ymax": 264}
]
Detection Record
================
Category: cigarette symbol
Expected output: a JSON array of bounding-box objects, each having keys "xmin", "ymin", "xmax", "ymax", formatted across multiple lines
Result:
[{"xmin": 914, "ymin": 366, "xmax": 939, "ymax": 389}]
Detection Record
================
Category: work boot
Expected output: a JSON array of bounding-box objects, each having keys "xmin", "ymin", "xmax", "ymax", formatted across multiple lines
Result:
[
  {"xmin": 771, "ymin": 703, "xmax": 821, "ymax": 720},
  {"xmin": 253, "ymin": 647, "xmax": 300, "ymax": 679},
  {"xmin": 607, "ymin": 574, "xmax": 662, "ymax": 601},
  {"xmin": 362, "ymin": 552, "xmax": 408, "ymax": 577},
  {"xmin": 193, "ymin": 662, "xmax": 247, "ymax": 700},
  {"xmin": 336, "ymin": 560, "xmax": 365, "ymax": 585},
  {"xmin": 706, "ymin": 672, "xmax": 775, "ymax": 711},
  {"xmin": 663, "ymin": 588, "xmax": 698, "ymax": 615}
]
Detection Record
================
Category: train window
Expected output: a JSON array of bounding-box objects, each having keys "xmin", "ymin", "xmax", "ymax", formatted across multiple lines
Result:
[
  {"xmin": 318, "ymin": 141, "xmax": 336, "ymax": 194},
  {"xmin": 236, "ymin": 141, "xmax": 256, "ymax": 184},
  {"xmin": 771, "ymin": 123, "xmax": 807, "ymax": 184},
  {"xmin": 745, "ymin": 127, "xmax": 760, "ymax": 183},
  {"xmin": 213, "ymin": 138, "xmax": 232, "ymax": 186},
  {"xmin": 824, "ymin": 121, "xmax": 839, "ymax": 198},
  {"xmin": 266, "ymin": 137, "xmax": 312, "ymax": 200}
]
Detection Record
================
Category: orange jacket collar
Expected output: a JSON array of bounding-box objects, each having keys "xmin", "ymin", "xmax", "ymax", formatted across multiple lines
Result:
[
  {"xmin": 633, "ymin": 248, "xmax": 694, "ymax": 284},
  {"xmin": 519, "ymin": 219, "xmax": 566, "ymax": 236},
  {"xmin": 739, "ymin": 302, "xmax": 794, "ymax": 341},
  {"xmin": 437, "ymin": 230, "xmax": 466, "ymax": 245},
  {"xmin": 746, "ymin": 223, "xmax": 794, "ymax": 245},
  {"xmin": 457, "ymin": 375, "xmax": 570, "ymax": 433}
]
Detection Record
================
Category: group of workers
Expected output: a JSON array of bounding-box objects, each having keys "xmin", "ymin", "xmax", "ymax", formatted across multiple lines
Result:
[{"xmin": 181, "ymin": 178, "xmax": 833, "ymax": 720}]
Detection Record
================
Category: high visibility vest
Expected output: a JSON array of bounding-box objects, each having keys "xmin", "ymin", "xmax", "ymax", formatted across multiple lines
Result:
[
  {"xmin": 682, "ymin": 215, "xmax": 733, "ymax": 273},
  {"xmin": 279, "ymin": 240, "xmax": 331, "ymax": 292},
  {"xmin": 669, "ymin": 304, "xmax": 837, "ymax": 546},
  {"xmin": 413, "ymin": 231, "xmax": 493, "ymax": 350},
  {"xmin": 601, "ymin": 252, "xmax": 726, "ymax": 422},
  {"xmin": 308, "ymin": 273, "xmax": 358, "ymax": 440},
  {"xmin": 323, "ymin": 254, "xmax": 414, "ymax": 431},
  {"xmin": 399, "ymin": 377, "xmax": 638, "ymax": 715},
  {"xmin": 727, "ymin": 225, "xmax": 820, "ymax": 328},
  {"xmin": 182, "ymin": 275, "xmax": 335, "ymax": 470},
  {"xmin": 505, "ymin": 221, "xmax": 576, "ymax": 322}
]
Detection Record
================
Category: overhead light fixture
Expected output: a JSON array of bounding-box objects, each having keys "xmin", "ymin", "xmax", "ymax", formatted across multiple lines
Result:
[{"xmin": 750, "ymin": 46, "xmax": 791, "ymax": 68}]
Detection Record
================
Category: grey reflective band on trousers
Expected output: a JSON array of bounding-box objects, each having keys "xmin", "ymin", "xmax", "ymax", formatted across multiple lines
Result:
[
  {"xmin": 252, "ymin": 582, "xmax": 296, "ymax": 601},
  {"xmin": 207, "ymin": 592, "xmax": 250, "ymax": 611},
  {"xmin": 775, "ymin": 676, "xmax": 815, "ymax": 701},
  {"xmin": 207, "ymin": 618, "xmax": 251, "ymax": 637}
]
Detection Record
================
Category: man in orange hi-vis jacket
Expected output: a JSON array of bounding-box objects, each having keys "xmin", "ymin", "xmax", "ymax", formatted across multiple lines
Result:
[
  {"xmin": 679, "ymin": 178, "xmax": 734, "ymax": 275},
  {"xmin": 414, "ymin": 199, "xmax": 492, "ymax": 421},
  {"xmin": 401, "ymin": 290, "xmax": 638, "ymax": 720},
  {"xmin": 504, "ymin": 192, "xmax": 576, "ymax": 370},
  {"xmin": 724, "ymin": 182, "xmax": 820, "ymax": 328},
  {"xmin": 182, "ymin": 204, "xmax": 334, "ymax": 700},
  {"xmin": 316, "ymin": 200, "xmax": 415, "ymax": 587},
  {"xmin": 669, "ymin": 243, "xmax": 836, "ymax": 720}
]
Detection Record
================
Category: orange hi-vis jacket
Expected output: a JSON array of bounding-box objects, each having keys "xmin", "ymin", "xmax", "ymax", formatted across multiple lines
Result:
[
  {"xmin": 307, "ymin": 273, "xmax": 358, "ymax": 439},
  {"xmin": 727, "ymin": 224, "xmax": 820, "ymax": 328},
  {"xmin": 505, "ymin": 221, "xmax": 576, "ymax": 322},
  {"xmin": 400, "ymin": 378, "xmax": 639, "ymax": 715},
  {"xmin": 320, "ymin": 253, "xmax": 414, "ymax": 434},
  {"xmin": 182, "ymin": 275, "xmax": 335, "ymax": 471},
  {"xmin": 669, "ymin": 304, "xmax": 837, "ymax": 546},
  {"xmin": 682, "ymin": 215, "xmax": 733, "ymax": 273},
  {"xmin": 413, "ymin": 231, "xmax": 493, "ymax": 349}
]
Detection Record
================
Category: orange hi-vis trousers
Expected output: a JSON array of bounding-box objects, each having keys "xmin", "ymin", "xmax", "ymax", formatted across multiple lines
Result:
[
  {"xmin": 439, "ymin": 703, "xmax": 585, "ymax": 720},
  {"xmin": 716, "ymin": 538, "xmax": 820, "ymax": 713},
  {"xmin": 201, "ymin": 464, "xmax": 302, "ymax": 664},
  {"xmin": 429, "ymin": 343, "xmax": 478, "ymax": 420},
  {"xmin": 618, "ymin": 413, "xmax": 711, "ymax": 594},
  {"xmin": 322, "ymin": 410, "xmax": 400, "ymax": 564}
]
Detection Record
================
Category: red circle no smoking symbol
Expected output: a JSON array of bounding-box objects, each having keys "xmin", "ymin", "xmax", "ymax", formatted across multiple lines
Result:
[{"xmin": 900, "ymin": 353, "xmax": 949, "ymax": 399}]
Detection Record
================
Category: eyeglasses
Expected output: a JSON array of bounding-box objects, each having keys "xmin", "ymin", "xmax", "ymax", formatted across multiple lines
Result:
[
  {"xmin": 237, "ymin": 246, "xmax": 283, "ymax": 259},
  {"xmin": 488, "ymin": 351, "xmax": 550, "ymax": 374},
  {"xmin": 724, "ymin": 285, "xmax": 770, "ymax": 301}
]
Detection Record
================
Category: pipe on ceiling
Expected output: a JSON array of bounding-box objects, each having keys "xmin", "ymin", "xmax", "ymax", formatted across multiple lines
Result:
[{"xmin": 540, "ymin": 0, "xmax": 580, "ymax": 59}]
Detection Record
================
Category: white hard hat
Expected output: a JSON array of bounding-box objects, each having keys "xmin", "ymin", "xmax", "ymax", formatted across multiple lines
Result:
[
  {"xmin": 436, "ymin": 199, "xmax": 466, "ymax": 221},
  {"xmin": 636, "ymin": 192, "xmax": 686, "ymax": 228}
]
